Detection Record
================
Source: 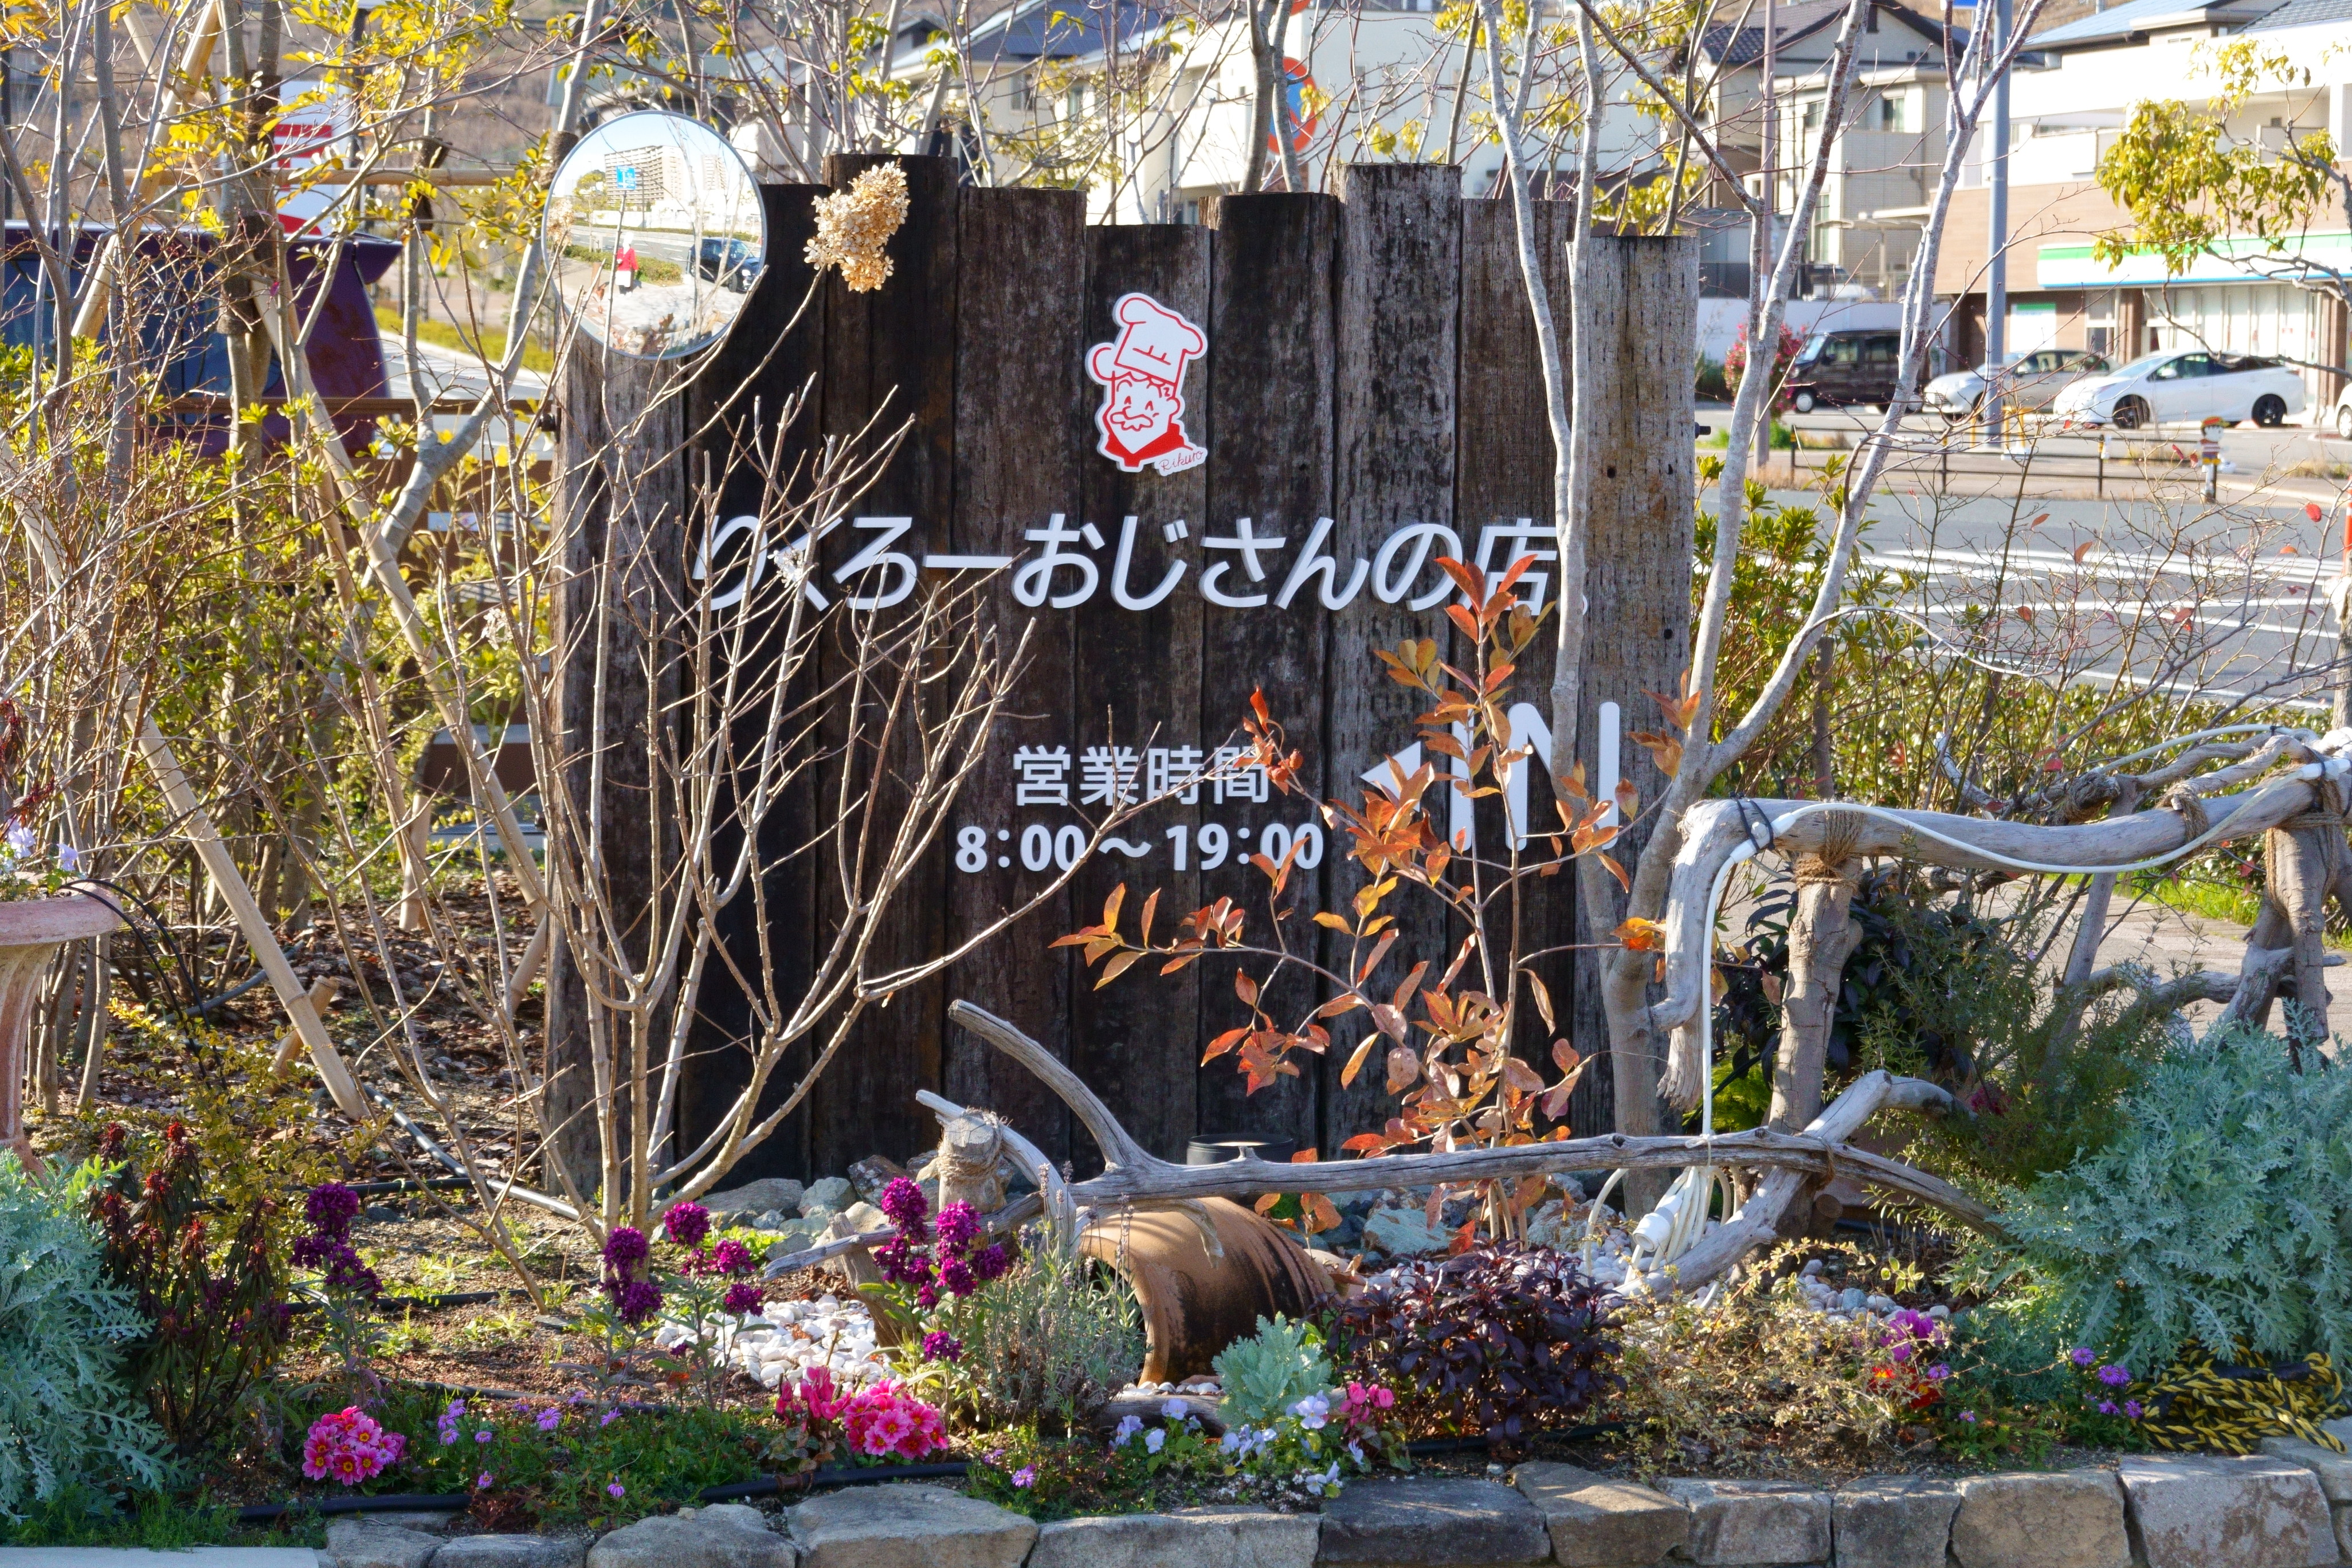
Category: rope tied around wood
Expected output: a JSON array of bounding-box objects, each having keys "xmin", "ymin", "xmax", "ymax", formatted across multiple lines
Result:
[
  {"xmin": 1793, "ymin": 809, "xmax": 1865, "ymax": 885},
  {"xmin": 2158, "ymin": 781, "xmax": 2210, "ymax": 839}
]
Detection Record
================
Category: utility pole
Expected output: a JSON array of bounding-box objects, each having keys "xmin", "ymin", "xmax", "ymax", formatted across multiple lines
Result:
[
  {"xmin": 1978, "ymin": 0, "xmax": 2011, "ymax": 447},
  {"xmin": 1749, "ymin": 0, "xmax": 1778, "ymax": 473}
]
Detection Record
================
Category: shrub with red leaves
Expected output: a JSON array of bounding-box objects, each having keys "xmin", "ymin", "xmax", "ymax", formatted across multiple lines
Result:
[{"xmin": 1326, "ymin": 1244, "xmax": 1620, "ymax": 1453}]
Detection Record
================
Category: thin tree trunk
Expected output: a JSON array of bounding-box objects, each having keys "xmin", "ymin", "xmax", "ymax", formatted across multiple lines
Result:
[{"xmin": 1769, "ymin": 853, "xmax": 1861, "ymax": 1132}]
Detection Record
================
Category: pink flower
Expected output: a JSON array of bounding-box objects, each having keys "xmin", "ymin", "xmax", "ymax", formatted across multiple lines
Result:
[
  {"xmin": 607, "ymin": 1481, "xmax": 626, "ymax": 1499},
  {"xmin": 301, "ymin": 1408, "xmax": 401, "ymax": 1487}
]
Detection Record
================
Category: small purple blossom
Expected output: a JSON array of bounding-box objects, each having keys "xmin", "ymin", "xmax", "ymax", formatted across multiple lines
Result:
[
  {"xmin": 607, "ymin": 1481, "xmax": 626, "ymax": 1499},
  {"xmin": 476, "ymin": 1472, "xmax": 494, "ymax": 1489},
  {"xmin": 616, "ymin": 1277, "xmax": 664, "ymax": 1324},
  {"xmin": 880, "ymin": 1177, "xmax": 930, "ymax": 1228},
  {"xmin": 602, "ymin": 1227, "xmax": 650, "ymax": 1269},
  {"xmin": 1927, "ymin": 1363, "xmax": 1951, "ymax": 1383},
  {"xmin": 939, "ymin": 1259, "xmax": 975, "ymax": 1299},
  {"xmin": 476, "ymin": 1429, "xmax": 494, "ymax": 1445},
  {"xmin": 935, "ymin": 1202, "xmax": 981, "ymax": 1251},
  {"xmin": 2097, "ymin": 1401, "xmax": 2118, "ymax": 1416},
  {"xmin": 915, "ymin": 1282, "xmax": 939, "ymax": 1311},
  {"xmin": 723, "ymin": 1281, "xmax": 765, "ymax": 1316},
  {"xmin": 1959, "ymin": 1411, "xmax": 1977, "ymax": 1424},
  {"xmin": 600, "ymin": 1410, "xmax": 621, "ymax": 1428},
  {"xmin": 2070, "ymin": 1347, "xmax": 2097, "ymax": 1367},
  {"xmin": 2097, "ymin": 1364, "xmax": 2132, "ymax": 1388},
  {"xmin": 536, "ymin": 1406, "xmax": 562, "ymax": 1432},
  {"xmin": 711, "ymin": 1238, "xmax": 758, "ymax": 1278},
  {"xmin": 1011, "ymin": 1465, "xmax": 1036, "ymax": 1489},
  {"xmin": 971, "ymin": 1242, "xmax": 1012, "ymax": 1283},
  {"xmin": 662, "ymin": 1202, "xmax": 711, "ymax": 1249},
  {"xmin": 1885, "ymin": 1309, "xmax": 1937, "ymax": 1342},
  {"xmin": 304, "ymin": 1183, "xmax": 363, "ymax": 1238},
  {"xmin": 2124, "ymin": 1401, "xmax": 2143, "ymax": 1420},
  {"xmin": 921, "ymin": 1330, "xmax": 964, "ymax": 1363}
]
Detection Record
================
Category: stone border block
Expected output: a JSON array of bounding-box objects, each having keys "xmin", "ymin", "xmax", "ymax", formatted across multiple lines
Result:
[
  {"xmin": 1316, "ymin": 1477, "xmax": 1551, "ymax": 1566},
  {"xmin": 1511, "ymin": 1462, "xmax": 1686, "ymax": 1568},
  {"xmin": 1829, "ymin": 1475, "xmax": 1959, "ymax": 1568},
  {"xmin": 788, "ymin": 1484, "xmax": 1036, "ymax": 1568},
  {"xmin": 1029, "ymin": 1508, "xmax": 1318, "ymax": 1568},
  {"xmin": 2119, "ymin": 1453, "xmax": 2335, "ymax": 1568},
  {"xmin": 1654, "ymin": 1479, "xmax": 1828, "ymax": 1567},
  {"xmin": 1949, "ymin": 1469, "xmax": 2128, "ymax": 1568},
  {"xmin": 2262, "ymin": 1438, "xmax": 2352, "ymax": 1507}
]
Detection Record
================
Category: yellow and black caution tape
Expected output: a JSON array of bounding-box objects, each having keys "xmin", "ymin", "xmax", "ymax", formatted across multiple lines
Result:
[{"xmin": 2137, "ymin": 1344, "xmax": 2347, "ymax": 1456}]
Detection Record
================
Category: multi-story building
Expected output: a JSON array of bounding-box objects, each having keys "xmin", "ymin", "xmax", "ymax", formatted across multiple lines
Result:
[{"xmin": 1932, "ymin": 0, "xmax": 2352, "ymax": 410}]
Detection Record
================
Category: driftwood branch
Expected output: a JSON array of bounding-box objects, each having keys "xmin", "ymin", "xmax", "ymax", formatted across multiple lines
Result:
[{"xmin": 947, "ymin": 1002, "xmax": 1992, "ymax": 1292}]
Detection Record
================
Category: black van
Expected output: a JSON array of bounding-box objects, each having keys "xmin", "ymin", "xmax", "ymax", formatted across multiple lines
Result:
[{"xmin": 1783, "ymin": 328, "xmax": 1902, "ymax": 411}]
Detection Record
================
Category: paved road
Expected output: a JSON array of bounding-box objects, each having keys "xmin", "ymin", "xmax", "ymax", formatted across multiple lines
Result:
[{"xmin": 1695, "ymin": 402, "xmax": 2351, "ymax": 718}]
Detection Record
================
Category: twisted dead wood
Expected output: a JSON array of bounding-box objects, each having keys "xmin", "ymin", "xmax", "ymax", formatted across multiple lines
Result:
[{"xmin": 947, "ymin": 1002, "xmax": 1993, "ymax": 1291}]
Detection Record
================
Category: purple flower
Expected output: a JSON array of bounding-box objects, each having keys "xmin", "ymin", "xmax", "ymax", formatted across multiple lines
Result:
[
  {"xmin": 600, "ymin": 1410, "xmax": 621, "ymax": 1428},
  {"xmin": 921, "ymin": 1330, "xmax": 964, "ymax": 1363},
  {"xmin": 602, "ymin": 1227, "xmax": 650, "ymax": 1269},
  {"xmin": 1959, "ymin": 1411, "xmax": 1977, "ymax": 1424},
  {"xmin": 2070, "ymin": 1347, "xmax": 2097, "ymax": 1367},
  {"xmin": 2124, "ymin": 1401, "xmax": 2143, "ymax": 1420},
  {"xmin": 476, "ymin": 1472, "xmax": 494, "ymax": 1489},
  {"xmin": 476, "ymin": 1429, "xmax": 493, "ymax": 1444},
  {"xmin": 971, "ymin": 1242, "xmax": 1012, "ymax": 1283},
  {"xmin": 935, "ymin": 1202, "xmax": 981, "ymax": 1251},
  {"xmin": 939, "ymin": 1259, "xmax": 975, "ymax": 1299},
  {"xmin": 662, "ymin": 1202, "xmax": 711, "ymax": 1249},
  {"xmin": 305, "ymin": 1183, "xmax": 363, "ymax": 1238},
  {"xmin": 536, "ymin": 1406, "xmax": 561, "ymax": 1432},
  {"xmin": 1926, "ymin": 1363, "xmax": 1951, "ymax": 1382},
  {"xmin": 1885, "ymin": 1309, "xmax": 1936, "ymax": 1342},
  {"xmin": 915, "ymin": 1282, "xmax": 940, "ymax": 1311},
  {"xmin": 1011, "ymin": 1465, "xmax": 1036, "ymax": 1489},
  {"xmin": 607, "ymin": 1481, "xmax": 626, "ymax": 1499},
  {"xmin": 873, "ymin": 1236, "xmax": 931, "ymax": 1287},
  {"xmin": 723, "ymin": 1281, "xmax": 765, "ymax": 1316},
  {"xmin": 711, "ymin": 1238, "xmax": 757, "ymax": 1278},
  {"xmin": 617, "ymin": 1277, "xmax": 664, "ymax": 1324},
  {"xmin": 1888, "ymin": 1342, "xmax": 1912, "ymax": 1363},
  {"xmin": 879, "ymin": 1177, "xmax": 929, "ymax": 1228},
  {"xmin": 2097, "ymin": 1364, "xmax": 2131, "ymax": 1388},
  {"xmin": 2097, "ymin": 1401, "xmax": 2117, "ymax": 1416}
]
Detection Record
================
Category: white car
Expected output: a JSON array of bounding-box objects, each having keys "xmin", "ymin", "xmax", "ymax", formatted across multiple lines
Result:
[
  {"xmin": 2051, "ymin": 350, "xmax": 2305, "ymax": 430},
  {"xmin": 1923, "ymin": 348, "xmax": 2110, "ymax": 420}
]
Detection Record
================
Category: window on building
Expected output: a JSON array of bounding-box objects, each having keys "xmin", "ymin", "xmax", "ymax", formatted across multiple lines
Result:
[{"xmin": 1877, "ymin": 94, "xmax": 1908, "ymax": 132}]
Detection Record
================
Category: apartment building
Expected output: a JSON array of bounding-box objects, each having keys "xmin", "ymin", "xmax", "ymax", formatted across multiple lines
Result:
[{"xmin": 1932, "ymin": 0, "xmax": 2352, "ymax": 409}]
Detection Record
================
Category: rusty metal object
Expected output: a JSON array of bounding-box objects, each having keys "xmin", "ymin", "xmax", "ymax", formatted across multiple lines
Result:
[{"xmin": 1080, "ymin": 1196, "xmax": 1334, "ymax": 1384}]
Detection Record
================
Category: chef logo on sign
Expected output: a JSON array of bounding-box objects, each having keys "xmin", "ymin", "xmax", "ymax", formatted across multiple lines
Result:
[{"xmin": 1087, "ymin": 292, "xmax": 1208, "ymax": 476}]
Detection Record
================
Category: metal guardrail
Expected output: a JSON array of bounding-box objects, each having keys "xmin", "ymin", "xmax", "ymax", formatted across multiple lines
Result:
[{"xmin": 1783, "ymin": 425, "xmax": 2222, "ymax": 497}]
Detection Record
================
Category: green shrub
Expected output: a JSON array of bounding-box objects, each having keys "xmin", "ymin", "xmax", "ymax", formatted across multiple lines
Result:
[
  {"xmin": 930, "ymin": 1246, "xmax": 1142, "ymax": 1430},
  {"xmin": 1213, "ymin": 1314, "xmax": 1332, "ymax": 1428},
  {"xmin": 1977, "ymin": 1026, "xmax": 2352, "ymax": 1375},
  {"xmin": 0, "ymin": 1155, "xmax": 173, "ymax": 1518}
]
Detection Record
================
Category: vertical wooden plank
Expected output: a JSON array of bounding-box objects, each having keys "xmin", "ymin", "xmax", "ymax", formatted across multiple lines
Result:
[
  {"xmin": 1322, "ymin": 163, "xmax": 1462, "ymax": 1153},
  {"xmin": 676, "ymin": 182, "xmax": 828, "ymax": 1181},
  {"xmin": 547, "ymin": 338, "xmax": 687, "ymax": 1192},
  {"xmin": 942, "ymin": 185, "xmax": 1088, "ymax": 1167},
  {"xmin": 1573, "ymin": 235, "xmax": 1700, "ymax": 1143},
  {"xmin": 1451, "ymin": 197, "xmax": 1608, "ymax": 1134},
  {"xmin": 808, "ymin": 154, "xmax": 959, "ymax": 1175},
  {"xmin": 1198, "ymin": 191, "xmax": 1340, "ymax": 1157},
  {"xmin": 1064, "ymin": 222, "xmax": 1212, "ymax": 1170}
]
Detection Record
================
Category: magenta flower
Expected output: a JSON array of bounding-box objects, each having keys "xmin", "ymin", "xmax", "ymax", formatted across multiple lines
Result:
[
  {"xmin": 602, "ymin": 1227, "xmax": 650, "ymax": 1269},
  {"xmin": 939, "ymin": 1259, "xmax": 975, "ymax": 1299},
  {"xmin": 616, "ymin": 1277, "xmax": 664, "ymax": 1324},
  {"xmin": 879, "ymin": 1177, "xmax": 929, "ymax": 1228},
  {"xmin": 935, "ymin": 1201, "xmax": 981, "ymax": 1250},
  {"xmin": 662, "ymin": 1202, "xmax": 711, "ymax": 1249},
  {"xmin": 971, "ymin": 1242, "xmax": 1012, "ymax": 1283},
  {"xmin": 607, "ymin": 1481, "xmax": 626, "ymax": 1499},
  {"xmin": 723, "ymin": 1281, "xmax": 765, "ymax": 1315},
  {"xmin": 921, "ymin": 1330, "xmax": 964, "ymax": 1363},
  {"xmin": 304, "ymin": 1183, "xmax": 363, "ymax": 1238},
  {"xmin": 711, "ymin": 1238, "xmax": 758, "ymax": 1278}
]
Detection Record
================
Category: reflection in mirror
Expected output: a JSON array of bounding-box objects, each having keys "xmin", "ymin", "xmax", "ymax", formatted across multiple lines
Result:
[{"xmin": 544, "ymin": 111, "xmax": 766, "ymax": 360}]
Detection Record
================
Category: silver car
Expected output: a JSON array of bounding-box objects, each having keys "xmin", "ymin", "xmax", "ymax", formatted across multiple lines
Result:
[{"xmin": 1923, "ymin": 348, "xmax": 2110, "ymax": 421}]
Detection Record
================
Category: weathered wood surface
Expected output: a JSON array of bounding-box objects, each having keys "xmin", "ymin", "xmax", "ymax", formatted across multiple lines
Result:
[
  {"xmin": 671, "ymin": 164, "xmax": 1700, "ymax": 1181},
  {"xmin": 806, "ymin": 152, "xmax": 960, "ymax": 1175},
  {"xmin": 548, "ymin": 324, "xmax": 688, "ymax": 1190},
  {"xmin": 1065, "ymin": 220, "xmax": 1212, "ymax": 1171},
  {"xmin": 1326, "ymin": 163, "xmax": 1462, "ymax": 1151},
  {"xmin": 945, "ymin": 185, "xmax": 1088, "ymax": 1163}
]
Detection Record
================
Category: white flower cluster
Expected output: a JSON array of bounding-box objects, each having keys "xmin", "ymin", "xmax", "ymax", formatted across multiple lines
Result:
[{"xmin": 652, "ymin": 1292, "xmax": 888, "ymax": 1391}]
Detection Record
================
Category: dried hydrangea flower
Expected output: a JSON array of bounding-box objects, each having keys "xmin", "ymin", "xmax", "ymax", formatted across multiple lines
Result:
[{"xmin": 805, "ymin": 164, "xmax": 910, "ymax": 293}]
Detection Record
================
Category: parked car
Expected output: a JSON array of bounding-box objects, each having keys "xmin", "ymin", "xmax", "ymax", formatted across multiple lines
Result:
[
  {"xmin": 1783, "ymin": 328, "xmax": 1903, "ymax": 411},
  {"xmin": 1923, "ymin": 348, "xmax": 2110, "ymax": 420},
  {"xmin": 693, "ymin": 236, "xmax": 762, "ymax": 293},
  {"xmin": 2322, "ymin": 382, "xmax": 2352, "ymax": 440},
  {"xmin": 2050, "ymin": 350, "xmax": 2305, "ymax": 429}
]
